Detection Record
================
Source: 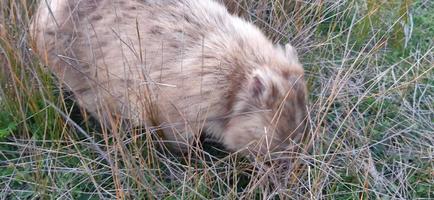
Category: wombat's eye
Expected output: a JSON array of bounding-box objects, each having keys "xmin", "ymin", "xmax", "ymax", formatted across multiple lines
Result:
[{"xmin": 239, "ymin": 107, "xmax": 252, "ymax": 115}]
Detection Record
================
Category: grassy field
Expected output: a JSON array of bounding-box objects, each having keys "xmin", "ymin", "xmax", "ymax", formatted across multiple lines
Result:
[{"xmin": 1, "ymin": 0, "xmax": 433, "ymax": 199}]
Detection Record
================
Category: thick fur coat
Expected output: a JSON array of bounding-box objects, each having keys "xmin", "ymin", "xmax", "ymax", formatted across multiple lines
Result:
[{"xmin": 31, "ymin": 0, "xmax": 308, "ymax": 155}]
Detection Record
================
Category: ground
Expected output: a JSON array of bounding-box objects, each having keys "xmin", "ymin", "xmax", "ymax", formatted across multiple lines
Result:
[{"xmin": 0, "ymin": 0, "xmax": 433, "ymax": 199}]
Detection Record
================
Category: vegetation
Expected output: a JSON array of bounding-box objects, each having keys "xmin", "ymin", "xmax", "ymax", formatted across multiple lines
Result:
[{"xmin": 1, "ymin": 0, "xmax": 432, "ymax": 199}]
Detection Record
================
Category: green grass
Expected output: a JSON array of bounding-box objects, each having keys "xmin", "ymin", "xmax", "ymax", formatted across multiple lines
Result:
[{"xmin": 1, "ymin": 0, "xmax": 433, "ymax": 199}]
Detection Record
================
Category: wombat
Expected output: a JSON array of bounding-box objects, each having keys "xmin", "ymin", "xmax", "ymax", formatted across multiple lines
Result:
[{"xmin": 31, "ymin": 0, "xmax": 308, "ymax": 156}]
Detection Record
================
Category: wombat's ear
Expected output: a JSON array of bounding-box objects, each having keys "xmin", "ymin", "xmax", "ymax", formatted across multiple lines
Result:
[
  {"xmin": 251, "ymin": 75, "xmax": 265, "ymax": 97},
  {"xmin": 248, "ymin": 69, "xmax": 274, "ymax": 102},
  {"xmin": 285, "ymin": 43, "xmax": 299, "ymax": 63}
]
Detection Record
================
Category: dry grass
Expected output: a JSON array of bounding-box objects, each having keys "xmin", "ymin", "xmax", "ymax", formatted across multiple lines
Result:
[{"xmin": 1, "ymin": 0, "xmax": 433, "ymax": 199}]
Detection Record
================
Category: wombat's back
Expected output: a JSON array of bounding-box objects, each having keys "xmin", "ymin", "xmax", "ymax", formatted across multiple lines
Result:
[{"xmin": 32, "ymin": 0, "xmax": 245, "ymax": 120}]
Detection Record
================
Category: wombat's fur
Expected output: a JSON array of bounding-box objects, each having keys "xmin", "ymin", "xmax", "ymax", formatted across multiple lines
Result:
[{"xmin": 31, "ymin": 0, "xmax": 308, "ymax": 155}]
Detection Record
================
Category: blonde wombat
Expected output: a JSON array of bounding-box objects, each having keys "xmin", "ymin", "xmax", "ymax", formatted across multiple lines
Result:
[{"xmin": 31, "ymin": 0, "xmax": 308, "ymax": 156}]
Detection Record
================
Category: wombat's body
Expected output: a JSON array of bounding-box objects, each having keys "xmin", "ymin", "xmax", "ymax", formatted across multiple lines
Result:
[{"xmin": 32, "ymin": 0, "xmax": 307, "ymax": 155}]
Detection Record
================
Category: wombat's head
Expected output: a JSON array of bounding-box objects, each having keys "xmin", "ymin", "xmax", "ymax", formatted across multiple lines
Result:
[{"xmin": 222, "ymin": 45, "xmax": 308, "ymax": 157}]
